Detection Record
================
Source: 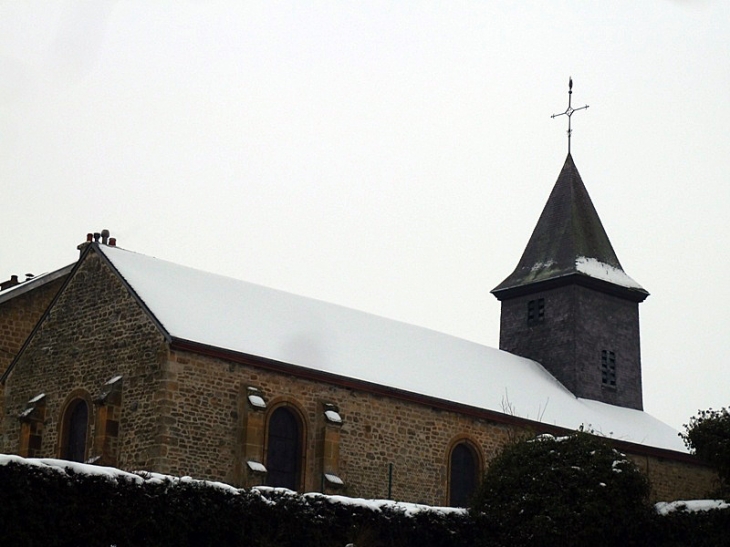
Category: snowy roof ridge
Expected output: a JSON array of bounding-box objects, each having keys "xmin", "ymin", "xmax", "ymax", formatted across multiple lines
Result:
[{"xmin": 96, "ymin": 244, "xmax": 685, "ymax": 453}]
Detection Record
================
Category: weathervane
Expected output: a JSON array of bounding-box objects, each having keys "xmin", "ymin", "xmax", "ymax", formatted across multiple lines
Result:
[{"xmin": 551, "ymin": 77, "xmax": 589, "ymax": 154}]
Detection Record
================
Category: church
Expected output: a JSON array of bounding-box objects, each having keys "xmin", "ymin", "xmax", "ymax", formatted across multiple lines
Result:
[{"xmin": 0, "ymin": 153, "xmax": 716, "ymax": 506}]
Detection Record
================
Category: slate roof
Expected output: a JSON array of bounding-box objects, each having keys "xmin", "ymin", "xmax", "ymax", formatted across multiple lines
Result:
[{"xmin": 492, "ymin": 154, "xmax": 648, "ymax": 301}]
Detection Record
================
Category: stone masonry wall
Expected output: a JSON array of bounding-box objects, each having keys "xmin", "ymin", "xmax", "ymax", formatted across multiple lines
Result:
[
  {"xmin": 1, "ymin": 251, "xmax": 168, "ymax": 470},
  {"xmin": 630, "ymin": 453, "xmax": 718, "ymax": 502},
  {"xmin": 156, "ymin": 349, "xmax": 514, "ymax": 505},
  {"xmin": 0, "ymin": 276, "xmax": 66, "ymax": 437},
  {"xmin": 155, "ymin": 348, "xmax": 711, "ymax": 505},
  {"xmin": 0, "ymin": 277, "xmax": 66, "ymax": 375}
]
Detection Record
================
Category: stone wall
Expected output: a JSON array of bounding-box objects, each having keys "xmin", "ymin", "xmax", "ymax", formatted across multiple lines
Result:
[
  {"xmin": 0, "ymin": 276, "xmax": 65, "ymax": 374},
  {"xmin": 1, "ymin": 251, "xmax": 168, "ymax": 470},
  {"xmin": 0, "ymin": 275, "xmax": 67, "ymax": 440},
  {"xmin": 154, "ymin": 348, "xmax": 515, "ymax": 505},
  {"xmin": 155, "ymin": 347, "xmax": 713, "ymax": 505},
  {"xmin": 630, "ymin": 452, "xmax": 718, "ymax": 502}
]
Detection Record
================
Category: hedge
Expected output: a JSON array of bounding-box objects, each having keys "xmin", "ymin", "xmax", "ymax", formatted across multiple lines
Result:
[
  {"xmin": 1, "ymin": 455, "xmax": 729, "ymax": 546},
  {"xmin": 0, "ymin": 458, "xmax": 473, "ymax": 547}
]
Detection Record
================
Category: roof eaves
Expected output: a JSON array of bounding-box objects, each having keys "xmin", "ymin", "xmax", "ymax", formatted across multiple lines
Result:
[
  {"xmin": 169, "ymin": 336, "xmax": 574, "ymax": 428},
  {"xmin": 492, "ymin": 271, "xmax": 650, "ymax": 302},
  {"xmin": 0, "ymin": 264, "xmax": 74, "ymax": 305}
]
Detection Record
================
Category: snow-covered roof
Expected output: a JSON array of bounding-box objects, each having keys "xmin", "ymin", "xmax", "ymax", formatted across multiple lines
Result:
[{"xmin": 98, "ymin": 244, "xmax": 684, "ymax": 453}]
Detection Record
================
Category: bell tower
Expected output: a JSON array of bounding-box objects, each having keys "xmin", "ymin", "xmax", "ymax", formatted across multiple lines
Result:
[{"xmin": 491, "ymin": 154, "xmax": 649, "ymax": 409}]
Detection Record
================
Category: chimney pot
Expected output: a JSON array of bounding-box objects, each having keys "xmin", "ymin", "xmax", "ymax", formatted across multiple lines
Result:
[
  {"xmin": 1, "ymin": 275, "xmax": 20, "ymax": 291},
  {"xmin": 101, "ymin": 229, "xmax": 110, "ymax": 245},
  {"xmin": 109, "ymin": 237, "xmax": 117, "ymax": 246},
  {"xmin": 86, "ymin": 233, "xmax": 93, "ymax": 242},
  {"xmin": 93, "ymin": 232, "xmax": 100, "ymax": 242}
]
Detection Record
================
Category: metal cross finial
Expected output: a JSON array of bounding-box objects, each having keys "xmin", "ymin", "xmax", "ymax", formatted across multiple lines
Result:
[{"xmin": 551, "ymin": 77, "xmax": 589, "ymax": 154}]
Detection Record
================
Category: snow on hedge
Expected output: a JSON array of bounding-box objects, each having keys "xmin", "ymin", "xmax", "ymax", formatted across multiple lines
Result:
[
  {"xmin": 655, "ymin": 499, "xmax": 730, "ymax": 515},
  {"xmin": 4, "ymin": 453, "xmax": 727, "ymax": 517},
  {"xmin": 0, "ymin": 454, "xmax": 464, "ymax": 516}
]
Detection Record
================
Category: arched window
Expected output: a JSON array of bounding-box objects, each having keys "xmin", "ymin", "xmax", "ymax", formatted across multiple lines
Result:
[
  {"xmin": 449, "ymin": 442, "xmax": 479, "ymax": 507},
  {"xmin": 62, "ymin": 399, "xmax": 89, "ymax": 462},
  {"xmin": 266, "ymin": 407, "xmax": 301, "ymax": 490}
]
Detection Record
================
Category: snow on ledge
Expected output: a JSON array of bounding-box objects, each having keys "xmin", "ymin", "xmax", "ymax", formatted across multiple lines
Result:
[
  {"xmin": 28, "ymin": 393, "xmax": 46, "ymax": 404},
  {"xmin": 247, "ymin": 460, "xmax": 267, "ymax": 473},
  {"xmin": 575, "ymin": 257, "xmax": 644, "ymax": 290},
  {"xmin": 324, "ymin": 473, "xmax": 344, "ymax": 485},
  {"xmin": 247, "ymin": 394, "xmax": 266, "ymax": 409},
  {"xmin": 324, "ymin": 409, "xmax": 342, "ymax": 424}
]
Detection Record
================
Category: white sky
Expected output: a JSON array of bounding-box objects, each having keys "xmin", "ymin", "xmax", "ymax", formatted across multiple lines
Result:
[{"xmin": 1, "ymin": 1, "xmax": 728, "ymax": 434}]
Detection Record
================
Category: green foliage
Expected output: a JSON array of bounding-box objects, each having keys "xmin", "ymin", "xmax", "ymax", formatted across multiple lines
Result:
[
  {"xmin": 681, "ymin": 407, "xmax": 730, "ymax": 497},
  {"xmin": 471, "ymin": 432, "xmax": 653, "ymax": 547}
]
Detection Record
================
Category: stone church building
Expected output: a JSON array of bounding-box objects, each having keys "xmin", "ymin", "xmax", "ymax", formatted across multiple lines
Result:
[{"xmin": 0, "ymin": 154, "xmax": 716, "ymax": 505}]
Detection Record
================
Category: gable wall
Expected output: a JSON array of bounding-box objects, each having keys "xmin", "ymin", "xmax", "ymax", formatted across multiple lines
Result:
[
  {"xmin": 0, "ymin": 276, "xmax": 67, "ymax": 439},
  {"xmin": 1, "ymin": 252, "xmax": 169, "ymax": 470},
  {"xmin": 0, "ymin": 277, "xmax": 66, "ymax": 375}
]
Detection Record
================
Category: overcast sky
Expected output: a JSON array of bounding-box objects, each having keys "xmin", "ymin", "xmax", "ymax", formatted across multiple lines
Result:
[{"xmin": 1, "ymin": 1, "xmax": 728, "ymax": 434}]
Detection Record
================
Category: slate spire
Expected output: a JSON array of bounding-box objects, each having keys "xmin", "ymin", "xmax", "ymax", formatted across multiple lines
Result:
[
  {"xmin": 492, "ymin": 153, "xmax": 648, "ymax": 409},
  {"xmin": 492, "ymin": 154, "xmax": 648, "ymax": 301}
]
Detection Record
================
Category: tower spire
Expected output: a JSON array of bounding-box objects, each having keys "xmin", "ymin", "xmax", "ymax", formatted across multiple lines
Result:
[
  {"xmin": 551, "ymin": 77, "xmax": 589, "ymax": 154},
  {"xmin": 492, "ymin": 154, "xmax": 648, "ymax": 410}
]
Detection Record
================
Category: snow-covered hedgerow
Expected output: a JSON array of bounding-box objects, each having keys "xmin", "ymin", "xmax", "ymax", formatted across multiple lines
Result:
[
  {"xmin": 653, "ymin": 499, "xmax": 730, "ymax": 547},
  {"xmin": 0, "ymin": 454, "xmax": 473, "ymax": 547},
  {"xmin": 2, "ymin": 452, "xmax": 729, "ymax": 547}
]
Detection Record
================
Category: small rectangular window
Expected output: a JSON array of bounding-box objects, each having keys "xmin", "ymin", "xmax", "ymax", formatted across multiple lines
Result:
[
  {"xmin": 527, "ymin": 298, "xmax": 545, "ymax": 325},
  {"xmin": 601, "ymin": 350, "xmax": 616, "ymax": 387}
]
